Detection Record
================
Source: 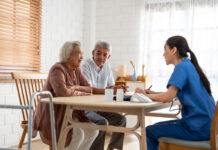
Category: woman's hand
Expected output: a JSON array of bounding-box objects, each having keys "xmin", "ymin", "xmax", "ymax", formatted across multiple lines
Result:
[
  {"xmin": 69, "ymin": 85, "xmax": 79, "ymax": 90},
  {"xmin": 78, "ymin": 91, "xmax": 92, "ymax": 96},
  {"xmin": 135, "ymin": 88, "xmax": 146, "ymax": 94},
  {"xmin": 69, "ymin": 85, "xmax": 92, "ymax": 93},
  {"xmin": 135, "ymin": 88, "xmax": 156, "ymax": 95},
  {"xmin": 144, "ymin": 89, "xmax": 156, "ymax": 94},
  {"xmin": 80, "ymin": 92, "xmax": 92, "ymax": 96},
  {"xmin": 72, "ymin": 90, "xmax": 92, "ymax": 96}
]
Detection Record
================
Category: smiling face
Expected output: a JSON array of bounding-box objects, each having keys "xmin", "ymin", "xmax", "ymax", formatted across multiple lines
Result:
[
  {"xmin": 67, "ymin": 46, "xmax": 83, "ymax": 68},
  {"xmin": 92, "ymin": 46, "xmax": 110, "ymax": 68}
]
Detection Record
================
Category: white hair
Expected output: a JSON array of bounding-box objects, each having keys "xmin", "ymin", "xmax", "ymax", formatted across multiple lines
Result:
[
  {"xmin": 94, "ymin": 41, "xmax": 112, "ymax": 53},
  {"xmin": 59, "ymin": 41, "xmax": 81, "ymax": 63}
]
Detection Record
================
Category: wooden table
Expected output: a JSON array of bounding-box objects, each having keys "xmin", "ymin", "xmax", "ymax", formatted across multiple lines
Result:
[{"xmin": 42, "ymin": 95, "xmax": 179, "ymax": 150}]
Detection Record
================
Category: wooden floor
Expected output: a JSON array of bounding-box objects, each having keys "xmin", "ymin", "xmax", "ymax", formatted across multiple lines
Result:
[{"xmin": 17, "ymin": 133, "xmax": 140, "ymax": 150}]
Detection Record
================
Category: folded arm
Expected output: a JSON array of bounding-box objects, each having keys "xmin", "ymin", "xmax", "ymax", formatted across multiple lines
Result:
[{"xmin": 50, "ymin": 68, "xmax": 92, "ymax": 96}]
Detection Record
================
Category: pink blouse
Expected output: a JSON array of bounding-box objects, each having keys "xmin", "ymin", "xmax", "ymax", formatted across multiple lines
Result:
[{"xmin": 32, "ymin": 63, "xmax": 92, "ymax": 146}]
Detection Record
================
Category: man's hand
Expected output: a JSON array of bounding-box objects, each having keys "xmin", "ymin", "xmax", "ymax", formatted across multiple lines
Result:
[{"xmin": 113, "ymin": 84, "xmax": 129, "ymax": 94}]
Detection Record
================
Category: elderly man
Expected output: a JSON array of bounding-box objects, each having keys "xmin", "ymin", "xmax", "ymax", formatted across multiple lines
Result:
[{"xmin": 81, "ymin": 41, "xmax": 127, "ymax": 150}]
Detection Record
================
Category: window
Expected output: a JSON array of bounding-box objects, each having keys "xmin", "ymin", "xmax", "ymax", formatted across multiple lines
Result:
[
  {"xmin": 0, "ymin": 0, "xmax": 41, "ymax": 82},
  {"xmin": 142, "ymin": 0, "xmax": 218, "ymax": 98}
]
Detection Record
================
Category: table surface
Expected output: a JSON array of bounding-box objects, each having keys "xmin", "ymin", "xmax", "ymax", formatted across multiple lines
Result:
[
  {"xmin": 41, "ymin": 94, "xmax": 180, "ymax": 150},
  {"xmin": 41, "ymin": 95, "xmax": 179, "ymax": 114}
]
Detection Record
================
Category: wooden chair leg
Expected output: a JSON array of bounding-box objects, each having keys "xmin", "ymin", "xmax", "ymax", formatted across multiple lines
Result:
[
  {"xmin": 49, "ymin": 146, "xmax": 52, "ymax": 150},
  {"xmin": 18, "ymin": 127, "xmax": 27, "ymax": 148}
]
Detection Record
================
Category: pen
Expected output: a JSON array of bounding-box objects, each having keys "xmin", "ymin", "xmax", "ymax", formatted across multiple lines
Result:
[{"xmin": 147, "ymin": 85, "xmax": 152, "ymax": 90}]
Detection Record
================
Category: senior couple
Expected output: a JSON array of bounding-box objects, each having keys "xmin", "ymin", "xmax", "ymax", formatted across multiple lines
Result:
[{"xmin": 33, "ymin": 41, "xmax": 127, "ymax": 150}]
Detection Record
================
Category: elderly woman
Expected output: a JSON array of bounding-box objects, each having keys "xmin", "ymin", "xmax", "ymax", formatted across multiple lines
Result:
[{"xmin": 32, "ymin": 41, "xmax": 98, "ymax": 150}]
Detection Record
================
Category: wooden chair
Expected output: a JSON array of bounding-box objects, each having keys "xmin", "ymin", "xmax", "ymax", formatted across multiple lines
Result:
[
  {"xmin": 158, "ymin": 101, "xmax": 218, "ymax": 150},
  {"xmin": 11, "ymin": 72, "xmax": 48, "ymax": 148}
]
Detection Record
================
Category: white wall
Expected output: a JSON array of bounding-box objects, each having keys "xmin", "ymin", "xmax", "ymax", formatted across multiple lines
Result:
[
  {"xmin": 1, "ymin": 1, "xmax": 216, "ymax": 147},
  {"xmin": 0, "ymin": 0, "xmax": 84, "ymax": 147},
  {"xmin": 83, "ymin": 0, "xmax": 147, "ymax": 128},
  {"xmin": 0, "ymin": 84, "xmax": 20, "ymax": 147},
  {"xmin": 83, "ymin": 0, "xmax": 96, "ymax": 58},
  {"xmin": 41, "ymin": 0, "xmax": 84, "ymax": 72},
  {"xmin": 0, "ymin": 0, "xmax": 149, "ymax": 147},
  {"xmin": 83, "ymin": 0, "xmax": 146, "ymax": 78}
]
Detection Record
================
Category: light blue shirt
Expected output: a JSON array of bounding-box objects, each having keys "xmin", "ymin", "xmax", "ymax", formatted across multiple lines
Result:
[
  {"xmin": 80, "ymin": 58, "xmax": 115, "ymax": 88},
  {"xmin": 167, "ymin": 58, "xmax": 215, "ymax": 135}
]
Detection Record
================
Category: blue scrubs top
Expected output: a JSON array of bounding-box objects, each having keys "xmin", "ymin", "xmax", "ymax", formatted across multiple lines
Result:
[{"xmin": 167, "ymin": 58, "xmax": 215, "ymax": 136}]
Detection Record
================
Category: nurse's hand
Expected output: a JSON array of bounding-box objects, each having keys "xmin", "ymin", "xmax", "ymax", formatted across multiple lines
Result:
[
  {"xmin": 144, "ymin": 89, "xmax": 156, "ymax": 94},
  {"xmin": 135, "ymin": 88, "xmax": 146, "ymax": 94}
]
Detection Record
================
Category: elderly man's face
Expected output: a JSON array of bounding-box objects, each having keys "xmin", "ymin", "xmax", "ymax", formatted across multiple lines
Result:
[
  {"xmin": 68, "ymin": 46, "xmax": 83, "ymax": 68},
  {"xmin": 92, "ymin": 46, "xmax": 110, "ymax": 68}
]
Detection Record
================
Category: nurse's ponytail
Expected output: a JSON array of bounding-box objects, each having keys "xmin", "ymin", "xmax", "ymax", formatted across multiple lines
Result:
[{"xmin": 166, "ymin": 36, "xmax": 212, "ymax": 95}]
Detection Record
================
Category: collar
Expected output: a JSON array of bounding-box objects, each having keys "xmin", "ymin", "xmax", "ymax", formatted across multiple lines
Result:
[
  {"xmin": 62, "ymin": 62, "xmax": 77, "ymax": 72},
  {"xmin": 90, "ymin": 58, "xmax": 102, "ymax": 73}
]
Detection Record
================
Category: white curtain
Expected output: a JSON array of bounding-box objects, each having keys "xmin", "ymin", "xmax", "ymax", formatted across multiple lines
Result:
[{"xmin": 142, "ymin": 0, "xmax": 218, "ymax": 99}]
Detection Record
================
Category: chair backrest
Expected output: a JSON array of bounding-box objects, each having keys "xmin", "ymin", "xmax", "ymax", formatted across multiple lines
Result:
[
  {"xmin": 12, "ymin": 72, "xmax": 48, "ymax": 122},
  {"xmin": 211, "ymin": 101, "xmax": 218, "ymax": 150}
]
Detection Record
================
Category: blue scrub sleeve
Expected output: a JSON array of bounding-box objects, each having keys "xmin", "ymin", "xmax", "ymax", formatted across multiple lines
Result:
[{"xmin": 167, "ymin": 64, "xmax": 187, "ymax": 91}]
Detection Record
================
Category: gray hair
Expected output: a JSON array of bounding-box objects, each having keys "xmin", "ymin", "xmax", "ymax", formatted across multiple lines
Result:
[
  {"xmin": 94, "ymin": 41, "xmax": 112, "ymax": 53},
  {"xmin": 59, "ymin": 41, "xmax": 81, "ymax": 62}
]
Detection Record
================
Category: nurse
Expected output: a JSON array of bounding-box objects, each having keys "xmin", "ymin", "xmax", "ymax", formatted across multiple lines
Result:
[{"xmin": 135, "ymin": 35, "xmax": 215, "ymax": 150}]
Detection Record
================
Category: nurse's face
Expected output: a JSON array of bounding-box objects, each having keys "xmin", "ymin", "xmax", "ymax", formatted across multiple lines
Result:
[{"xmin": 163, "ymin": 44, "xmax": 175, "ymax": 65}]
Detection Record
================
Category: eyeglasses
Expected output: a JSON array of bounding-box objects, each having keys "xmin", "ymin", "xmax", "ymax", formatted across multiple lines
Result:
[{"xmin": 169, "ymin": 97, "xmax": 181, "ymax": 111}]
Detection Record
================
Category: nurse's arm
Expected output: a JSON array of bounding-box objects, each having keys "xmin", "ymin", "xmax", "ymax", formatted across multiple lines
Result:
[{"xmin": 146, "ymin": 85, "xmax": 179, "ymax": 103}]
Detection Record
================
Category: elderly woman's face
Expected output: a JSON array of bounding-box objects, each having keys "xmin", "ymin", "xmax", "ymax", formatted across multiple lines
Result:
[{"xmin": 68, "ymin": 46, "xmax": 83, "ymax": 68}]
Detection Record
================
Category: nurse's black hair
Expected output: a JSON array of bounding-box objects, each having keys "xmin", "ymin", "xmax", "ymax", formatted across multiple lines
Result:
[{"xmin": 166, "ymin": 35, "xmax": 212, "ymax": 95}]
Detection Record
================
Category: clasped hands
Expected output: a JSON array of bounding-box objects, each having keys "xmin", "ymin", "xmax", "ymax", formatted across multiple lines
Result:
[{"xmin": 107, "ymin": 84, "xmax": 129, "ymax": 94}]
